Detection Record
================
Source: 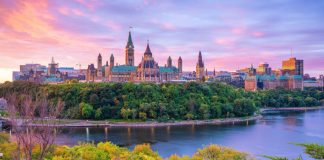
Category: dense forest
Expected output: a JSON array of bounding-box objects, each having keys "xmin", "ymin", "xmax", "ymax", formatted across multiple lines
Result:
[{"xmin": 0, "ymin": 81, "xmax": 323, "ymax": 120}]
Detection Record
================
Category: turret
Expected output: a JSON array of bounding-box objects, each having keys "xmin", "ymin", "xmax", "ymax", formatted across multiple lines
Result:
[
  {"xmin": 97, "ymin": 53, "xmax": 102, "ymax": 70},
  {"xmin": 196, "ymin": 51, "xmax": 205, "ymax": 80},
  {"xmin": 110, "ymin": 54, "xmax": 114, "ymax": 68},
  {"xmin": 167, "ymin": 56, "xmax": 172, "ymax": 67},
  {"xmin": 178, "ymin": 56, "xmax": 182, "ymax": 73},
  {"xmin": 97, "ymin": 53, "xmax": 102, "ymax": 77}
]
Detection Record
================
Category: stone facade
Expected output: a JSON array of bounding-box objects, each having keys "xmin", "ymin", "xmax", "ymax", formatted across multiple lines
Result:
[{"xmin": 245, "ymin": 75, "xmax": 303, "ymax": 91}]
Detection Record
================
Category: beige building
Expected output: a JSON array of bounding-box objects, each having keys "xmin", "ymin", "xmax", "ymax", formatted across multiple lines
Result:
[
  {"xmin": 245, "ymin": 75, "xmax": 303, "ymax": 91},
  {"xmin": 196, "ymin": 51, "xmax": 205, "ymax": 80}
]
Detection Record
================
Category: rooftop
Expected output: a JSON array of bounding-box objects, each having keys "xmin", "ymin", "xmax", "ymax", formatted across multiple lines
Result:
[{"xmin": 111, "ymin": 65, "xmax": 137, "ymax": 73}]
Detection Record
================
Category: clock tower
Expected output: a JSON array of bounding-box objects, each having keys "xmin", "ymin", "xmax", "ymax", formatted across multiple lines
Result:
[{"xmin": 125, "ymin": 31, "xmax": 135, "ymax": 66}]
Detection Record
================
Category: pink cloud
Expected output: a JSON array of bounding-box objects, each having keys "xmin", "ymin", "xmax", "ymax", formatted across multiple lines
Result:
[
  {"xmin": 58, "ymin": 7, "xmax": 86, "ymax": 17},
  {"xmin": 72, "ymin": 8, "xmax": 85, "ymax": 16},
  {"xmin": 214, "ymin": 38, "xmax": 235, "ymax": 46},
  {"xmin": 106, "ymin": 21, "xmax": 122, "ymax": 31},
  {"xmin": 252, "ymin": 31, "xmax": 265, "ymax": 37},
  {"xmin": 162, "ymin": 22, "xmax": 176, "ymax": 30},
  {"xmin": 74, "ymin": 0, "xmax": 100, "ymax": 11},
  {"xmin": 58, "ymin": 7, "xmax": 69, "ymax": 15},
  {"xmin": 231, "ymin": 27, "xmax": 245, "ymax": 35}
]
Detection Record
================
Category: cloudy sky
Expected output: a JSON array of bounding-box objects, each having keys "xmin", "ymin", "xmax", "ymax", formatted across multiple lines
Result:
[{"xmin": 0, "ymin": 0, "xmax": 324, "ymax": 82}]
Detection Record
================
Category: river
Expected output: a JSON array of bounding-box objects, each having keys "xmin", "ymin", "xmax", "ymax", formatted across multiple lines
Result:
[{"xmin": 55, "ymin": 109, "xmax": 324, "ymax": 159}]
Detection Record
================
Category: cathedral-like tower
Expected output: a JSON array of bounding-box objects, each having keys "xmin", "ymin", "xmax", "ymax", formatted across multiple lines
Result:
[
  {"xmin": 178, "ymin": 56, "xmax": 182, "ymax": 73},
  {"xmin": 196, "ymin": 51, "xmax": 205, "ymax": 80},
  {"xmin": 167, "ymin": 56, "xmax": 172, "ymax": 67},
  {"xmin": 97, "ymin": 53, "xmax": 102, "ymax": 77},
  {"xmin": 137, "ymin": 42, "xmax": 160, "ymax": 82},
  {"xmin": 125, "ymin": 31, "xmax": 134, "ymax": 66},
  {"xmin": 48, "ymin": 57, "xmax": 58, "ymax": 75},
  {"xmin": 110, "ymin": 54, "xmax": 114, "ymax": 68}
]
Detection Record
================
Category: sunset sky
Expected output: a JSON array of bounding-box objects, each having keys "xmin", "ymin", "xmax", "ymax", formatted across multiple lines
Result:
[{"xmin": 0, "ymin": 0, "xmax": 324, "ymax": 82}]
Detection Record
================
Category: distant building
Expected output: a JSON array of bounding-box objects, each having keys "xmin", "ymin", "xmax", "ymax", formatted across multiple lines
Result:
[
  {"xmin": 196, "ymin": 51, "xmax": 205, "ymax": 80},
  {"xmin": 86, "ymin": 64, "xmax": 97, "ymax": 82},
  {"xmin": 19, "ymin": 63, "xmax": 47, "ymax": 75},
  {"xmin": 319, "ymin": 75, "xmax": 324, "ymax": 89},
  {"xmin": 178, "ymin": 56, "xmax": 183, "ymax": 76},
  {"xmin": 256, "ymin": 62, "xmax": 272, "ymax": 75},
  {"xmin": 245, "ymin": 75, "xmax": 303, "ymax": 91},
  {"xmin": 304, "ymin": 80, "xmax": 320, "ymax": 87},
  {"xmin": 13, "ymin": 58, "xmax": 85, "ymax": 83},
  {"xmin": 303, "ymin": 75, "xmax": 324, "ymax": 88},
  {"xmin": 48, "ymin": 57, "xmax": 59, "ymax": 75},
  {"xmin": 240, "ymin": 64, "xmax": 256, "ymax": 76},
  {"xmin": 282, "ymin": 57, "xmax": 304, "ymax": 76},
  {"xmin": 97, "ymin": 53, "xmax": 103, "ymax": 78}
]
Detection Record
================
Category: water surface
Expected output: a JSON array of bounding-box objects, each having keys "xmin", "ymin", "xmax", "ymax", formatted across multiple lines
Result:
[{"xmin": 56, "ymin": 109, "xmax": 324, "ymax": 159}]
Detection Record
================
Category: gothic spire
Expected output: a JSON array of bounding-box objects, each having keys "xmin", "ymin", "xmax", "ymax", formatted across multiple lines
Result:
[
  {"xmin": 198, "ymin": 51, "xmax": 204, "ymax": 67},
  {"xmin": 144, "ymin": 40, "xmax": 152, "ymax": 56},
  {"xmin": 51, "ymin": 57, "xmax": 55, "ymax": 64},
  {"xmin": 167, "ymin": 56, "xmax": 172, "ymax": 67},
  {"xmin": 126, "ymin": 31, "xmax": 134, "ymax": 48}
]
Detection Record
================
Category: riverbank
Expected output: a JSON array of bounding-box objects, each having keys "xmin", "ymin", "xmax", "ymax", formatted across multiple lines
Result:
[
  {"xmin": 260, "ymin": 106, "xmax": 324, "ymax": 114},
  {"xmin": 29, "ymin": 115, "xmax": 262, "ymax": 128}
]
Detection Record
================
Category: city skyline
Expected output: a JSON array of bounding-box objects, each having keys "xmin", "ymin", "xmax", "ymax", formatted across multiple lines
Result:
[{"xmin": 1, "ymin": 0, "xmax": 324, "ymax": 83}]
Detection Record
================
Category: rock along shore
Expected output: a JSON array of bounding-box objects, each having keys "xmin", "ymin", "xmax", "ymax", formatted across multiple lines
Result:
[{"xmin": 29, "ymin": 115, "xmax": 262, "ymax": 128}]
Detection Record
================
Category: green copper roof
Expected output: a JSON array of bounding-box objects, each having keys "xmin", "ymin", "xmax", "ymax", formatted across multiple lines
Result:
[
  {"xmin": 111, "ymin": 65, "xmax": 136, "ymax": 73},
  {"xmin": 126, "ymin": 32, "xmax": 134, "ymax": 48},
  {"xmin": 259, "ymin": 75, "xmax": 276, "ymax": 81},
  {"xmin": 279, "ymin": 75, "xmax": 288, "ymax": 80},
  {"xmin": 290, "ymin": 75, "xmax": 303, "ymax": 79},
  {"xmin": 246, "ymin": 74, "xmax": 303, "ymax": 81},
  {"xmin": 159, "ymin": 66, "xmax": 178, "ymax": 73}
]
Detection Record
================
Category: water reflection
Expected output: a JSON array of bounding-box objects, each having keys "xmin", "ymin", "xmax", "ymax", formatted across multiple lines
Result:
[
  {"xmin": 104, "ymin": 127, "xmax": 108, "ymax": 141},
  {"xmin": 86, "ymin": 127, "xmax": 89, "ymax": 142}
]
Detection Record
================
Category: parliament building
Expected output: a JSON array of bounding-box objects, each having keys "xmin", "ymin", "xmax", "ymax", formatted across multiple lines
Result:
[{"xmin": 86, "ymin": 31, "xmax": 182, "ymax": 83}]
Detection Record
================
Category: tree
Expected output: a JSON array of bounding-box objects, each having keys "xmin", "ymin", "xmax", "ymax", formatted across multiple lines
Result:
[
  {"xmin": 233, "ymin": 98, "xmax": 256, "ymax": 117},
  {"xmin": 6, "ymin": 93, "xmax": 64, "ymax": 160},
  {"xmin": 80, "ymin": 102, "xmax": 94, "ymax": 119},
  {"xmin": 120, "ymin": 108, "xmax": 131, "ymax": 120},
  {"xmin": 199, "ymin": 104, "xmax": 210, "ymax": 119},
  {"xmin": 139, "ymin": 112, "xmax": 147, "ymax": 121},
  {"xmin": 89, "ymin": 94, "xmax": 99, "ymax": 107},
  {"xmin": 192, "ymin": 144, "xmax": 248, "ymax": 160},
  {"xmin": 305, "ymin": 97, "xmax": 317, "ymax": 106},
  {"xmin": 95, "ymin": 108, "xmax": 102, "ymax": 120}
]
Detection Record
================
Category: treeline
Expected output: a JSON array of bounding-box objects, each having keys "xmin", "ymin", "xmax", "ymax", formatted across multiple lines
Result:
[{"xmin": 0, "ymin": 81, "xmax": 323, "ymax": 120}]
